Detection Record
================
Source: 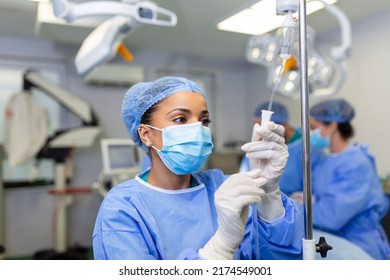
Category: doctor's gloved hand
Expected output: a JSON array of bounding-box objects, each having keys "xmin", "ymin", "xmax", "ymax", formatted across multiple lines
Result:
[
  {"xmin": 241, "ymin": 122, "xmax": 288, "ymax": 222},
  {"xmin": 198, "ymin": 169, "xmax": 266, "ymax": 260},
  {"xmin": 241, "ymin": 122, "xmax": 288, "ymax": 193}
]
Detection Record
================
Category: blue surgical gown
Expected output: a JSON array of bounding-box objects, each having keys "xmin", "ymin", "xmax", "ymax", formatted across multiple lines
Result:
[
  {"xmin": 309, "ymin": 144, "xmax": 390, "ymax": 260},
  {"xmin": 93, "ymin": 168, "xmax": 304, "ymax": 260}
]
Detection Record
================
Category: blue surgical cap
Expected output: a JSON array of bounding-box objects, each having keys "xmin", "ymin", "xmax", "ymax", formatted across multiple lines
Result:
[
  {"xmin": 254, "ymin": 101, "xmax": 289, "ymax": 124},
  {"xmin": 310, "ymin": 98, "xmax": 355, "ymax": 123},
  {"xmin": 121, "ymin": 76, "xmax": 206, "ymax": 151}
]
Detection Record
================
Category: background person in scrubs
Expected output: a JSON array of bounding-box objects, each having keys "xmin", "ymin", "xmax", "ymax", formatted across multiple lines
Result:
[{"xmin": 295, "ymin": 98, "xmax": 390, "ymax": 260}]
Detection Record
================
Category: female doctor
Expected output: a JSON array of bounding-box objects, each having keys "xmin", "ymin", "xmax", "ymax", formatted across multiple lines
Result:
[{"xmin": 92, "ymin": 76, "xmax": 304, "ymax": 260}]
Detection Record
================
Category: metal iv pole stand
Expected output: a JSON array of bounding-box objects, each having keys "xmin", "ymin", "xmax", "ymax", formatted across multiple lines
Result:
[
  {"xmin": 298, "ymin": 0, "xmax": 332, "ymax": 260},
  {"xmin": 299, "ymin": 1, "xmax": 333, "ymax": 259},
  {"xmin": 298, "ymin": 0, "xmax": 316, "ymax": 260}
]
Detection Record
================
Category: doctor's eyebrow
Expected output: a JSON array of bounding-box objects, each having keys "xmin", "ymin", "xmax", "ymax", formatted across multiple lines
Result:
[{"xmin": 166, "ymin": 108, "xmax": 209, "ymax": 115}]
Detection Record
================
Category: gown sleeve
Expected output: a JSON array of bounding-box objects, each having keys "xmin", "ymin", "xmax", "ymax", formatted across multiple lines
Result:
[{"xmin": 254, "ymin": 192, "xmax": 305, "ymax": 259}]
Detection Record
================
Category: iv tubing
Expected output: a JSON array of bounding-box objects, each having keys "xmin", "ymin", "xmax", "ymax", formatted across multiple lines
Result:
[{"xmin": 268, "ymin": 59, "xmax": 286, "ymax": 111}]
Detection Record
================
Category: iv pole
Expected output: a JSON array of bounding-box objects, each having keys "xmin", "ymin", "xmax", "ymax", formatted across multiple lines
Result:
[
  {"xmin": 274, "ymin": 0, "xmax": 337, "ymax": 259},
  {"xmin": 298, "ymin": 0, "xmax": 316, "ymax": 260},
  {"xmin": 276, "ymin": 0, "xmax": 332, "ymax": 259},
  {"xmin": 275, "ymin": 0, "xmax": 319, "ymax": 260},
  {"xmin": 298, "ymin": 0, "xmax": 333, "ymax": 259}
]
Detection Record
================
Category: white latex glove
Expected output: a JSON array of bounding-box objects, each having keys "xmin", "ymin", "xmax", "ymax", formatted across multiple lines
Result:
[
  {"xmin": 198, "ymin": 169, "xmax": 267, "ymax": 260},
  {"xmin": 241, "ymin": 122, "xmax": 288, "ymax": 222},
  {"xmin": 241, "ymin": 122, "xmax": 288, "ymax": 193}
]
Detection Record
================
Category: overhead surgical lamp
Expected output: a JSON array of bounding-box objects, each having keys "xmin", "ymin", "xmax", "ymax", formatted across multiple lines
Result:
[
  {"xmin": 246, "ymin": 0, "xmax": 351, "ymax": 99},
  {"xmin": 74, "ymin": 15, "xmax": 139, "ymax": 76},
  {"xmin": 51, "ymin": 0, "xmax": 177, "ymax": 76}
]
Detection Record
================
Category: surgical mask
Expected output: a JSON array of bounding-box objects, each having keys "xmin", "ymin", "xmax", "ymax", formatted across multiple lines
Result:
[
  {"xmin": 147, "ymin": 122, "xmax": 213, "ymax": 175},
  {"xmin": 310, "ymin": 127, "xmax": 330, "ymax": 149}
]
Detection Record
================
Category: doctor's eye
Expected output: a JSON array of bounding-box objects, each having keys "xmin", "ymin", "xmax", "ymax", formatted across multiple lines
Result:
[
  {"xmin": 201, "ymin": 119, "xmax": 212, "ymax": 126},
  {"xmin": 173, "ymin": 116, "xmax": 187, "ymax": 124}
]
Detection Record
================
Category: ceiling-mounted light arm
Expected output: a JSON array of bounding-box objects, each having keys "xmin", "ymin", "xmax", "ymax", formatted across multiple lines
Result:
[
  {"xmin": 52, "ymin": 0, "xmax": 177, "ymax": 26},
  {"xmin": 320, "ymin": 0, "xmax": 351, "ymax": 61},
  {"xmin": 51, "ymin": 0, "xmax": 178, "ymax": 76},
  {"xmin": 310, "ymin": 0, "xmax": 351, "ymax": 97},
  {"xmin": 74, "ymin": 15, "xmax": 139, "ymax": 76}
]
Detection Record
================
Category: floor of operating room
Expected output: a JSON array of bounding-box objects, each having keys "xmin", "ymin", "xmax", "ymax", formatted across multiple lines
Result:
[{"xmin": 3, "ymin": 245, "xmax": 93, "ymax": 260}]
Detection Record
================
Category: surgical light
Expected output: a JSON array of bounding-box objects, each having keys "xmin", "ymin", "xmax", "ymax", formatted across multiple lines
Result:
[
  {"xmin": 246, "ymin": 0, "xmax": 351, "ymax": 99},
  {"xmin": 51, "ymin": 0, "xmax": 177, "ymax": 76}
]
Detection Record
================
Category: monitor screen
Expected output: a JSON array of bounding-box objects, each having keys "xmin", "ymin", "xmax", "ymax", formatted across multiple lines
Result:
[
  {"xmin": 108, "ymin": 144, "xmax": 138, "ymax": 170},
  {"xmin": 101, "ymin": 139, "xmax": 142, "ymax": 176}
]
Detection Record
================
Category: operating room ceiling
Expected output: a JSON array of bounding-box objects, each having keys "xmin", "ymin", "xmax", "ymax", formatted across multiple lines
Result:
[{"xmin": 1, "ymin": 0, "xmax": 390, "ymax": 62}]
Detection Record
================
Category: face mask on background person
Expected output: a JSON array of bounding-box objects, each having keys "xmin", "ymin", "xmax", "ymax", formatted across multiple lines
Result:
[
  {"xmin": 147, "ymin": 122, "xmax": 213, "ymax": 175},
  {"xmin": 310, "ymin": 127, "xmax": 330, "ymax": 149}
]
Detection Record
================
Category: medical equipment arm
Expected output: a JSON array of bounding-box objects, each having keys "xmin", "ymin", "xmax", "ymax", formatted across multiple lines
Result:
[
  {"xmin": 199, "ymin": 170, "xmax": 266, "ymax": 259},
  {"xmin": 241, "ymin": 122, "xmax": 288, "ymax": 222},
  {"xmin": 20, "ymin": 69, "xmax": 101, "ymax": 256},
  {"xmin": 310, "ymin": 0, "xmax": 351, "ymax": 97},
  {"xmin": 51, "ymin": 0, "xmax": 177, "ymax": 76},
  {"xmin": 23, "ymin": 70, "xmax": 97, "ymax": 125},
  {"xmin": 52, "ymin": 0, "xmax": 177, "ymax": 26},
  {"xmin": 74, "ymin": 15, "xmax": 140, "ymax": 76},
  {"xmin": 23, "ymin": 69, "xmax": 100, "ymax": 149},
  {"xmin": 322, "ymin": 1, "xmax": 351, "ymax": 61}
]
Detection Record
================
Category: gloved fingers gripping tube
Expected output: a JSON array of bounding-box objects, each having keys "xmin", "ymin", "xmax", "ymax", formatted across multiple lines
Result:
[
  {"xmin": 241, "ymin": 123, "xmax": 289, "ymax": 194},
  {"xmin": 248, "ymin": 123, "xmax": 286, "ymax": 145},
  {"xmin": 267, "ymin": 122, "xmax": 286, "ymax": 138},
  {"xmin": 242, "ymin": 141, "xmax": 285, "ymax": 155}
]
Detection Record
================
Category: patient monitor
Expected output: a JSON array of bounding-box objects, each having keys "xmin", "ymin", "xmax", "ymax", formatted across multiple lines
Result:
[{"xmin": 97, "ymin": 138, "xmax": 144, "ymax": 195}]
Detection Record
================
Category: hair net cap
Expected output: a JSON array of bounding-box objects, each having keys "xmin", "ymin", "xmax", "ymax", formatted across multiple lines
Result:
[
  {"xmin": 121, "ymin": 76, "xmax": 206, "ymax": 151},
  {"xmin": 310, "ymin": 98, "xmax": 355, "ymax": 123},
  {"xmin": 254, "ymin": 101, "xmax": 289, "ymax": 124}
]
